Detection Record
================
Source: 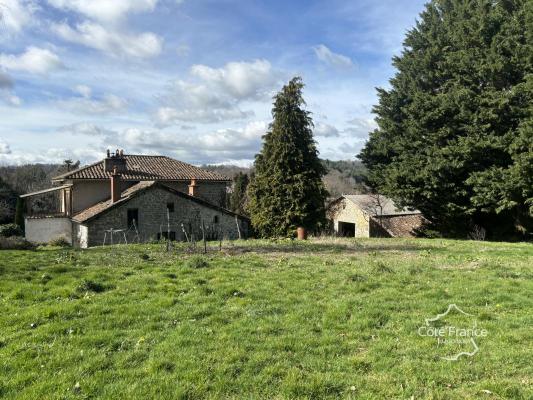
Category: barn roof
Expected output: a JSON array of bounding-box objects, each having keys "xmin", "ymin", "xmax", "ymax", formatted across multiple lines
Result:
[
  {"xmin": 343, "ymin": 194, "xmax": 421, "ymax": 217},
  {"xmin": 53, "ymin": 155, "xmax": 229, "ymax": 182}
]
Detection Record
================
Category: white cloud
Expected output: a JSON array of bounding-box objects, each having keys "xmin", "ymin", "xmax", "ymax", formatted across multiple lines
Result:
[
  {"xmin": 156, "ymin": 106, "xmax": 253, "ymax": 126},
  {"xmin": 46, "ymin": 0, "xmax": 158, "ymax": 22},
  {"xmin": 314, "ymin": 122, "xmax": 339, "ymax": 137},
  {"xmin": 195, "ymin": 121, "xmax": 267, "ymax": 152},
  {"xmin": 58, "ymin": 92, "xmax": 128, "ymax": 115},
  {"xmin": 313, "ymin": 44, "xmax": 354, "ymax": 69},
  {"xmin": 344, "ymin": 117, "xmax": 377, "ymax": 138},
  {"xmin": 0, "ymin": 0, "xmax": 36, "ymax": 33},
  {"xmin": 2, "ymin": 93, "xmax": 22, "ymax": 106},
  {"xmin": 52, "ymin": 21, "xmax": 163, "ymax": 59},
  {"xmin": 120, "ymin": 121, "xmax": 267, "ymax": 152},
  {"xmin": 0, "ymin": 139, "xmax": 11, "ymax": 154},
  {"xmin": 0, "ymin": 47, "xmax": 63, "ymax": 75},
  {"xmin": 63, "ymin": 120, "xmax": 268, "ymax": 164},
  {"xmin": 73, "ymin": 84, "xmax": 92, "ymax": 98},
  {"xmin": 0, "ymin": 146, "xmax": 103, "ymax": 165},
  {"xmin": 190, "ymin": 59, "xmax": 279, "ymax": 100},
  {"xmin": 156, "ymin": 60, "xmax": 282, "ymax": 126},
  {"xmin": 58, "ymin": 122, "xmax": 115, "ymax": 136}
]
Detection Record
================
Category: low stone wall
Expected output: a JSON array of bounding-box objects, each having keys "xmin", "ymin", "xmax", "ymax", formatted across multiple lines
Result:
[{"xmin": 25, "ymin": 217, "xmax": 72, "ymax": 244}]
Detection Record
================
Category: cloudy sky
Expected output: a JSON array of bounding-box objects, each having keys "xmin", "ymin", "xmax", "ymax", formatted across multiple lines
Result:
[{"xmin": 0, "ymin": 0, "xmax": 426, "ymax": 166}]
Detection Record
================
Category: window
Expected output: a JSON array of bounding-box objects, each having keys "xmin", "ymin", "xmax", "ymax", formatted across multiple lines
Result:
[
  {"xmin": 127, "ymin": 209, "xmax": 139, "ymax": 228},
  {"xmin": 158, "ymin": 231, "xmax": 176, "ymax": 241},
  {"xmin": 213, "ymin": 215, "xmax": 219, "ymax": 224},
  {"xmin": 167, "ymin": 202, "xmax": 175, "ymax": 213}
]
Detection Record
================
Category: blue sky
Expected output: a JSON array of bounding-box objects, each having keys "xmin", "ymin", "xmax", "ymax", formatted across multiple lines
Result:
[{"xmin": 0, "ymin": 0, "xmax": 427, "ymax": 165}]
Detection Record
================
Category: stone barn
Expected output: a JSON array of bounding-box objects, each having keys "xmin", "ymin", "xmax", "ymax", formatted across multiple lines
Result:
[{"xmin": 327, "ymin": 194, "xmax": 424, "ymax": 238}]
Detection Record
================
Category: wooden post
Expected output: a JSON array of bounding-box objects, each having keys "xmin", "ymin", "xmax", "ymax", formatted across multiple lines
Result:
[
  {"xmin": 201, "ymin": 220, "xmax": 207, "ymax": 254},
  {"xmin": 235, "ymin": 215, "xmax": 242, "ymax": 240},
  {"xmin": 166, "ymin": 208, "xmax": 171, "ymax": 252}
]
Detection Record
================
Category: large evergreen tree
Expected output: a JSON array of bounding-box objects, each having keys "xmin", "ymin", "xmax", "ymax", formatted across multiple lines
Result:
[
  {"xmin": 359, "ymin": 0, "xmax": 533, "ymax": 238},
  {"xmin": 248, "ymin": 77, "xmax": 328, "ymax": 237},
  {"xmin": 229, "ymin": 172, "xmax": 250, "ymax": 216}
]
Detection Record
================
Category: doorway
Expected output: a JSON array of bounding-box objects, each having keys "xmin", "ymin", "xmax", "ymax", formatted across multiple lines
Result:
[{"xmin": 338, "ymin": 221, "xmax": 356, "ymax": 237}]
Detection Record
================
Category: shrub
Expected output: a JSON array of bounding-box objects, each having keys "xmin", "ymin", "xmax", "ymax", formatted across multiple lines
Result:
[
  {"xmin": 0, "ymin": 224, "xmax": 23, "ymax": 238},
  {"xmin": 76, "ymin": 279, "xmax": 108, "ymax": 293},
  {"xmin": 48, "ymin": 237, "xmax": 71, "ymax": 247},
  {"xmin": 187, "ymin": 256, "xmax": 210, "ymax": 269},
  {"xmin": 0, "ymin": 236, "xmax": 36, "ymax": 250}
]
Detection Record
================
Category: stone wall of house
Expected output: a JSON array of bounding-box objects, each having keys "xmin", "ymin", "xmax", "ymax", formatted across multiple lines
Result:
[
  {"xmin": 194, "ymin": 181, "xmax": 228, "ymax": 208},
  {"xmin": 162, "ymin": 181, "xmax": 228, "ymax": 208},
  {"xmin": 328, "ymin": 198, "xmax": 370, "ymax": 238},
  {"xmin": 85, "ymin": 186, "xmax": 247, "ymax": 247}
]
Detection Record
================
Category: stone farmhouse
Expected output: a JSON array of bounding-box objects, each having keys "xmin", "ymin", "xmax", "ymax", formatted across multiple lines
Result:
[
  {"xmin": 22, "ymin": 151, "xmax": 250, "ymax": 248},
  {"xmin": 327, "ymin": 194, "xmax": 424, "ymax": 238}
]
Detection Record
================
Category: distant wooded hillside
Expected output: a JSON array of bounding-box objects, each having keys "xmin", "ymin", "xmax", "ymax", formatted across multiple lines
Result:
[
  {"xmin": 203, "ymin": 159, "xmax": 368, "ymax": 199},
  {"xmin": 0, "ymin": 163, "xmax": 74, "ymax": 224}
]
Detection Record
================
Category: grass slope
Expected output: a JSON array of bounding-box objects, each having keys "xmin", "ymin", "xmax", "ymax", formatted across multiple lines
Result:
[{"xmin": 0, "ymin": 239, "xmax": 531, "ymax": 399}]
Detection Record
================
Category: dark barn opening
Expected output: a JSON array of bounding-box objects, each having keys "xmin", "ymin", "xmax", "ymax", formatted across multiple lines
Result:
[{"xmin": 338, "ymin": 221, "xmax": 356, "ymax": 237}]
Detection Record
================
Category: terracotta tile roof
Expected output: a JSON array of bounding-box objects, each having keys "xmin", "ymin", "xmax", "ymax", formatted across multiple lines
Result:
[
  {"xmin": 72, "ymin": 181, "xmax": 248, "ymax": 224},
  {"xmin": 373, "ymin": 214, "xmax": 425, "ymax": 238},
  {"xmin": 53, "ymin": 155, "xmax": 230, "ymax": 182}
]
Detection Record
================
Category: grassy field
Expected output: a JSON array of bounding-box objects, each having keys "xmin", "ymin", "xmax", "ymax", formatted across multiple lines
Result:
[{"xmin": 0, "ymin": 238, "xmax": 531, "ymax": 399}]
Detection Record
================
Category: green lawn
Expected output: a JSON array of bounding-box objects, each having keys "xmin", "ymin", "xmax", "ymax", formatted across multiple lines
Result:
[{"xmin": 0, "ymin": 238, "xmax": 531, "ymax": 399}]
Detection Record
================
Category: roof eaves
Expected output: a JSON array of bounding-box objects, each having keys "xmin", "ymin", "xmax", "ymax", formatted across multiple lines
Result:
[{"xmin": 52, "ymin": 160, "xmax": 103, "ymax": 181}]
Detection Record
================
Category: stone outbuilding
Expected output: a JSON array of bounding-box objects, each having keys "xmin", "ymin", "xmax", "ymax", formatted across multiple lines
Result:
[
  {"xmin": 327, "ymin": 194, "xmax": 424, "ymax": 238},
  {"xmin": 22, "ymin": 151, "xmax": 249, "ymax": 247}
]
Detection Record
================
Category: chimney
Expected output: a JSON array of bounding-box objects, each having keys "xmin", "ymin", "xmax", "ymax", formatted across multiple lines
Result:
[
  {"xmin": 188, "ymin": 178, "xmax": 197, "ymax": 196},
  {"xmin": 104, "ymin": 149, "xmax": 127, "ymax": 173},
  {"xmin": 111, "ymin": 167, "xmax": 121, "ymax": 203}
]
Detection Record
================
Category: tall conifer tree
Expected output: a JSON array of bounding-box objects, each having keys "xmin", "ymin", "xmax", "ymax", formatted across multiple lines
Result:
[
  {"xmin": 359, "ymin": 0, "xmax": 532, "ymax": 238},
  {"xmin": 248, "ymin": 77, "xmax": 328, "ymax": 237},
  {"xmin": 229, "ymin": 172, "xmax": 250, "ymax": 216}
]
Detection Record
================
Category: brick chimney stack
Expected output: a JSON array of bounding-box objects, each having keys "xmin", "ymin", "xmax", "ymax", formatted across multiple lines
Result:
[
  {"xmin": 111, "ymin": 167, "xmax": 121, "ymax": 203},
  {"xmin": 104, "ymin": 149, "xmax": 127, "ymax": 173},
  {"xmin": 188, "ymin": 178, "xmax": 197, "ymax": 196}
]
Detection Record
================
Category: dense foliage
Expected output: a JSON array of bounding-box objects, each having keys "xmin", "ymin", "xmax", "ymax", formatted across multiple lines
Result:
[
  {"xmin": 0, "ymin": 177, "xmax": 17, "ymax": 224},
  {"xmin": 229, "ymin": 172, "xmax": 250, "ymax": 216},
  {"xmin": 359, "ymin": 0, "xmax": 533, "ymax": 239},
  {"xmin": 0, "ymin": 161, "xmax": 78, "ymax": 223},
  {"xmin": 0, "ymin": 223, "xmax": 23, "ymax": 238},
  {"xmin": 248, "ymin": 77, "xmax": 328, "ymax": 237}
]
